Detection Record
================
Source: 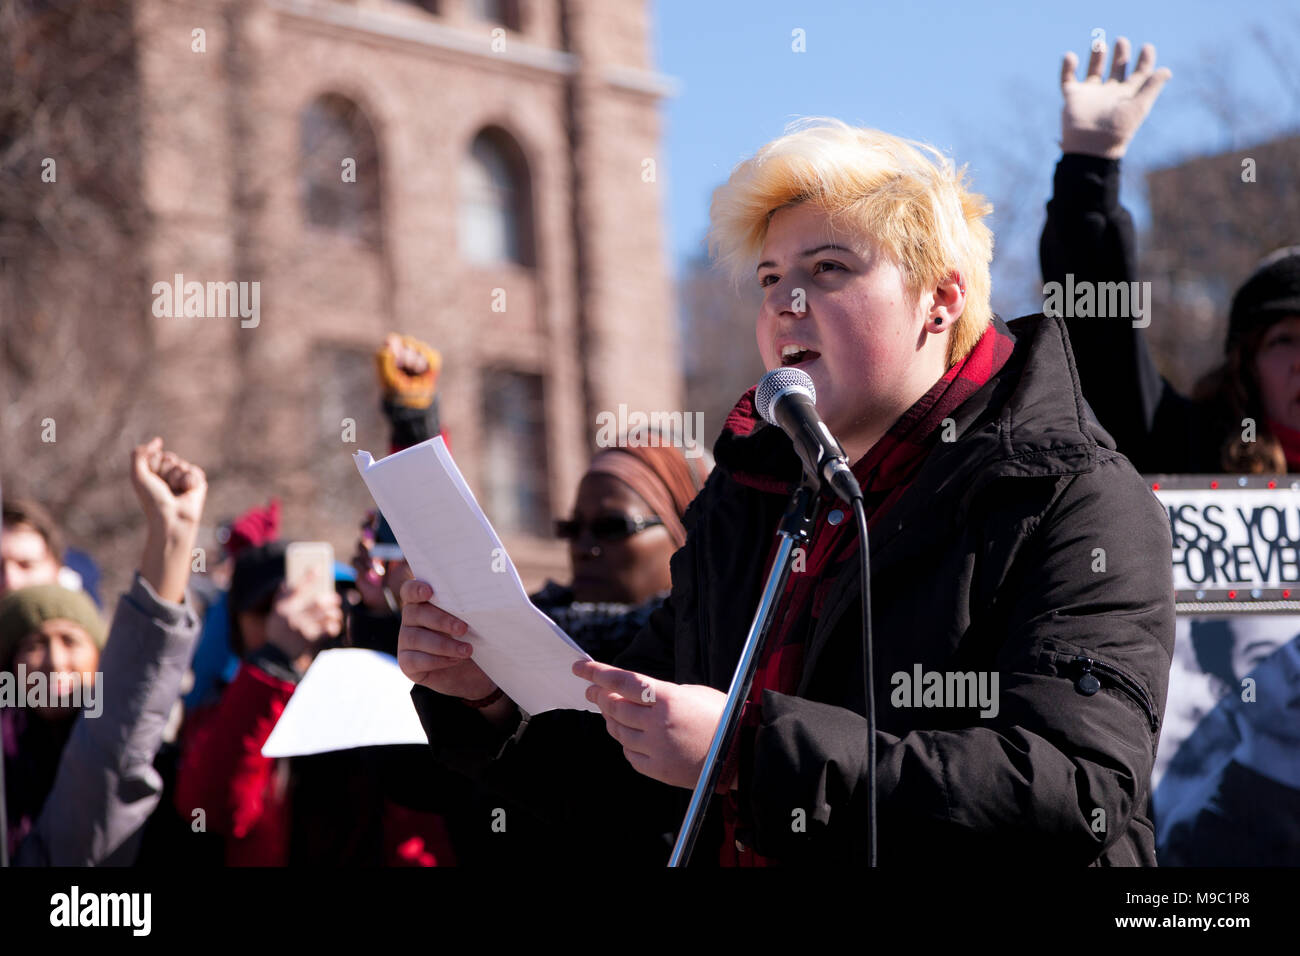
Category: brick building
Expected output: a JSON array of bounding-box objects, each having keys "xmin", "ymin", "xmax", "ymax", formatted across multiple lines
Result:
[{"xmin": 3, "ymin": 0, "xmax": 684, "ymax": 591}]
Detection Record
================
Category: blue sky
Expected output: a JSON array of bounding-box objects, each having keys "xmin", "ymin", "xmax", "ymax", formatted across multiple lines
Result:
[{"xmin": 651, "ymin": 0, "xmax": 1300, "ymax": 312}]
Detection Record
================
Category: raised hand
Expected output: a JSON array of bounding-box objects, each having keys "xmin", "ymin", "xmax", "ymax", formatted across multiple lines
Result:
[
  {"xmin": 130, "ymin": 437, "xmax": 208, "ymax": 603},
  {"xmin": 385, "ymin": 333, "xmax": 430, "ymax": 375},
  {"xmin": 376, "ymin": 333, "xmax": 442, "ymax": 409},
  {"xmin": 1060, "ymin": 35, "xmax": 1172, "ymax": 159},
  {"xmin": 131, "ymin": 437, "xmax": 207, "ymax": 536},
  {"xmin": 264, "ymin": 570, "xmax": 344, "ymax": 669}
]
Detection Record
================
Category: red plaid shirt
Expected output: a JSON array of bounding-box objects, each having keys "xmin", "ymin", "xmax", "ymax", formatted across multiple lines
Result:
[{"xmin": 718, "ymin": 320, "xmax": 1015, "ymax": 865}]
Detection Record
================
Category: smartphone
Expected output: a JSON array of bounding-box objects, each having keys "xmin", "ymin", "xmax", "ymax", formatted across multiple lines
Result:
[{"xmin": 285, "ymin": 541, "xmax": 335, "ymax": 599}]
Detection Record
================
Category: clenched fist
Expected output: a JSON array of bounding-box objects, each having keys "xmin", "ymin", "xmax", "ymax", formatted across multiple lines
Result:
[{"xmin": 130, "ymin": 437, "xmax": 207, "ymax": 603}]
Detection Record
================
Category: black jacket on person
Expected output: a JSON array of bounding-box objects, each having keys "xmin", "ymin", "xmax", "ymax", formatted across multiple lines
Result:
[
  {"xmin": 351, "ymin": 580, "xmax": 666, "ymax": 865},
  {"xmin": 1040, "ymin": 153, "xmax": 1229, "ymax": 473},
  {"xmin": 412, "ymin": 313, "xmax": 1176, "ymax": 866}
]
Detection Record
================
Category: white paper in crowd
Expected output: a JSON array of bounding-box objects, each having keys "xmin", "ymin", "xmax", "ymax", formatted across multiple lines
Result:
[
  {"xmin": 354, "ymin": 438, "xmax": 597, "ymax": 715},
  {"xmin": 262, "ymin": 648, "xmax": 429, "ymax": 756}
]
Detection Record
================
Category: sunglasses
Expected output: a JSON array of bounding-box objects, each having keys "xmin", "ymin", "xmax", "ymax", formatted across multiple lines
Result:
[{"xmin": 554, "ymin": 514, "xmax": 664, "ymax": 542}]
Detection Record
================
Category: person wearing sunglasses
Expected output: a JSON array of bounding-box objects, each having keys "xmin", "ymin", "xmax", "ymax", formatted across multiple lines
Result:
[
  {"xmin": 397, "ymin": 438, "xmax": 711, "ymax": 866},
  {"xmin": 532, "ymin": 441, "xmax": 711, "ymax": 663}
]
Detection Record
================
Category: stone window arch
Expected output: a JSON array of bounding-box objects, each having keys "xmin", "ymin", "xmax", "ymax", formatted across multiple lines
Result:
[
  {"xmin": 459, "ymin": 127, "xmax": 534, "ymax": 267},
  {"xmin": 300, "ymin": 93, "xmax": 383, "ymax": 247}
]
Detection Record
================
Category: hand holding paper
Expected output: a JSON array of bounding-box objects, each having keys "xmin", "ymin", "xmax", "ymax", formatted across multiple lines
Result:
[
  {"xmin": 396, "ymin": 578, "xmax": 499, "ymax": 701},
  {"xmin": 355, "ymin": 438, "xmax": 598, "ymax": 715}
]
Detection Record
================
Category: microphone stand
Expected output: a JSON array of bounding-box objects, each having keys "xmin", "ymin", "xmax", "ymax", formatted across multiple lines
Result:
[{"xmin": 668, "ymin": 475, "xmax": 818, "ymax": 867}]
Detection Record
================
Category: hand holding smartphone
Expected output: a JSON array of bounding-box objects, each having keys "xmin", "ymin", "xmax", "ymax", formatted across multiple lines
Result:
[{"xmin": 286, "ymin": 541, "xmax": 335, "ymax": 599}]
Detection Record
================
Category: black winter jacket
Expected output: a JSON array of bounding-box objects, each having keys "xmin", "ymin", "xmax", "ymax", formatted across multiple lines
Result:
[
  {"xmin": 412, "ymin": 313, "xmax": 1176, "ymax": 866},
  {"xmin": 1040, "ymin": 154, "xmax": 1229, "ymax": 473}
]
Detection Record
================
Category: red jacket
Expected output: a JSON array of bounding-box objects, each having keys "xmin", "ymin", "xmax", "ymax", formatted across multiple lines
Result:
[{"xmin": 175, "ymin": 660, "xmax": 454, "ymax": 866}]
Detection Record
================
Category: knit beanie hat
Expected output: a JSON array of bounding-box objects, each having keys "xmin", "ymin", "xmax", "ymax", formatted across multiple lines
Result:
[
  {"xmin": 1227, "ymin": 247, "xmax": 1300, "ymax": 349},
  {"xmin": 0, "ymin": 585, "xmax": 107, "ymax": 670},
  {"xmin": 221, "ymin": 498, "xmax": 281, "ymax": 559}
]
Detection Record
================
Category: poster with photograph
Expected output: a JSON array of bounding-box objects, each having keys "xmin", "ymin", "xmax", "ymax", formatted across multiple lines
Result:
[{"xmin": 1150, "ymin": 478, "xmax": 1300, "ymax": 864}]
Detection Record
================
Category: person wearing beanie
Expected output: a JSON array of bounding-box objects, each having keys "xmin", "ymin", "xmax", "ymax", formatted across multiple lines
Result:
[
  {"xmin": 4, "ymin": 438, "xmax": 205, "ymax": 865},
  {"xmin": 221, "ymin": 498, "xmax": 281, "ymax": 560},
  {"xmin": 1040, "ymin": 35, "xmax": 1300, "ymax": 870},
  {"xmin": 0, "ymin": 584, "xmax": 106, "ymax": 713},
  {"xmin": 1, "ymin": 584, "xmax": 107, "ymax": 859},
  {"xmin": 1226, "ymin": 247, "xmax": 1300, "ymax": 349},
  {"xmin": 1224, "ymin": 247, "xmax": 1300, "ymax": 469},
  {"xmin": 1040, "ymin": 37, "xmax": 1299, "ymax": 474},
  {"xmin": 0, "ymin": 585, "xmax": 106, "ymax": 660}
]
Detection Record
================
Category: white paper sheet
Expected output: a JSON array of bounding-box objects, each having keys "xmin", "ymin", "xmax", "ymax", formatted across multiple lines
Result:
[
  {"xmin": 261, "ymin": 648, "xmax": 428, "ymax": 756},
  {"xmin": 353, "ymin": 437, "xmax": 597, "ymax": 715}
]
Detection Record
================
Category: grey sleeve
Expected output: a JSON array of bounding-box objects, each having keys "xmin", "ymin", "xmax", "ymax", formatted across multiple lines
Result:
[{"xmin": 16, "ymin": 572, "xmax": 201, "ymax": 866}]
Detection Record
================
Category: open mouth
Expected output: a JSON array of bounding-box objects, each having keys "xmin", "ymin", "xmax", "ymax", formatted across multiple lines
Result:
[{"xmin": 780, "ymin": 345, "xmax": 821, "ymax": 367}]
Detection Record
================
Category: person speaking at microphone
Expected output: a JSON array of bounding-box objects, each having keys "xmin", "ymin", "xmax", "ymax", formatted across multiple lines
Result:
[{"xmin": 398, "ymin": 118, "xmax": 1175, "ymax": 866}]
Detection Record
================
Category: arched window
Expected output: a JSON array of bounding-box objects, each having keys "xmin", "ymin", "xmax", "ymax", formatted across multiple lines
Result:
[
  {"xmin": 300, "ymin": 94, "xmax": 382, "ymax": 247},
  {"xmin": 459, "ymin": 128, "xmax": 533, "ymax": 266}
]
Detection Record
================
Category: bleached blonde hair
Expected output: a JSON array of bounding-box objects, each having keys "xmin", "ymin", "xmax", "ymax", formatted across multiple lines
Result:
[{"xmin": 708, "ymin": 118, "xmax": 995, "ymax": 367}]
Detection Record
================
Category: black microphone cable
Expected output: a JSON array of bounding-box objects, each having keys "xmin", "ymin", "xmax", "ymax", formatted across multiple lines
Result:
[
  {"xmin": 850, "ymin": 493, "xmax": 876, "ymax": 867},
  {"xmin": 755, "ymin": 366, "xmax": 876, "ymax": 864}
]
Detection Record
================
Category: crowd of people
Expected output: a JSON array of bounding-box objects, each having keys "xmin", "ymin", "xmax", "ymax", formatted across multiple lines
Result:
[
  {"xmin": 1, "ymin": 32, "xmax": 1296, "ymax": 867},
  {"xmin": 1, "ymin": 329, "xmax": 713, "ymax": 866}
]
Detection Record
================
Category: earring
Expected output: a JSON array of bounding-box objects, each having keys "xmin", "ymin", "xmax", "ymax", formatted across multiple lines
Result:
[
  {"xmin": 933, "ymin": 316, "xmax": 943, "ymax": 326},
  {"xmin": 589, "ymin": 544, "xmax": 602, "ymax": 558}
]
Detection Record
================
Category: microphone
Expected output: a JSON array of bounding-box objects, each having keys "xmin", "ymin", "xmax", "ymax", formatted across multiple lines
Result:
[{"xmin": 755, "ymin": 368, "xmax": 862, "ymax": 504}]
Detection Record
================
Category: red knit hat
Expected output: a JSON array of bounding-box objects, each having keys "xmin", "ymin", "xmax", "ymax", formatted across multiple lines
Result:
[{"xmin": 221, "ymin": 498, "xmax": 281, "ymax": 559}]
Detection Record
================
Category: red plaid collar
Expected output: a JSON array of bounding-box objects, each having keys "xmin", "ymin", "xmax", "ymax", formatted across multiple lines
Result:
[{"xmin": 721, "ymin": 320, "xmax": 1016, "ymax": 495}]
